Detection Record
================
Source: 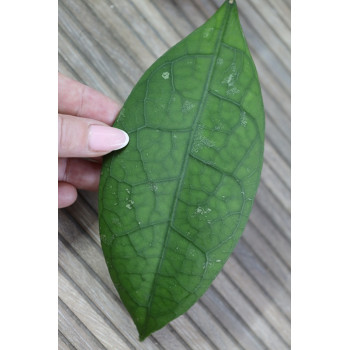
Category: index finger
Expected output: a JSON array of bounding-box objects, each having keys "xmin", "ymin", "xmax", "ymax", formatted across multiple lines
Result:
[{"xmin": 58, "ymin": 73, "xmax": 120, "ymax": 125}]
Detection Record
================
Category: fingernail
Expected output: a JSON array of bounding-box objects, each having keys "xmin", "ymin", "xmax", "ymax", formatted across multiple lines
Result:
[{"xmin": 89, "ymin": 125, "xmax": 129, "ymax": 152}]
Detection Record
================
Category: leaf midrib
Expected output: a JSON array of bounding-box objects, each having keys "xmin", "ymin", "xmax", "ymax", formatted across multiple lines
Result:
[{"xmin": 142, "ymin": 1, "xmax": 233, "ymax": 333}]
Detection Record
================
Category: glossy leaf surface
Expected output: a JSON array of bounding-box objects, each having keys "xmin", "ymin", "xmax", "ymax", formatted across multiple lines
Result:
[{"xmin": 99, "ymin": 0, "xmax": 265, "ymax": 340}]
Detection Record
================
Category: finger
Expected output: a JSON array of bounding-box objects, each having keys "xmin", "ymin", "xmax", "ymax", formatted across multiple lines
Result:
[
  {"xmin": 58, "ymin": 114, "xmax": 129, "ymax": 158},
  {"xmin": 58, "ymin": 182, "xmax": 78, "ymax": 208},
  {"xmin": 58, "ymin": 158, "xmax": 101, "ymax": 191},
  {"xmin": 58, "ymin": 73, "xmax": 120, "ymax": 125}
]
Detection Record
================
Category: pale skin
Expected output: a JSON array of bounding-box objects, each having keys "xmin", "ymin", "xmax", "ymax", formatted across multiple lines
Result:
[{"xmin": 58, "ymin": 73, "xmax": 129, "ymax": 208}]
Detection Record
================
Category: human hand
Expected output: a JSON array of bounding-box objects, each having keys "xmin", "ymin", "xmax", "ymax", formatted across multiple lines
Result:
[{"xmin": 58, "ymin": 73, "xmax": 129, "ymax": 208}]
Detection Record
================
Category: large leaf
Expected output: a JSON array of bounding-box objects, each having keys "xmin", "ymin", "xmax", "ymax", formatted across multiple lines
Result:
[{"xmin": 99, "ymin": 0, "xmax": 264, "ymax": 340}]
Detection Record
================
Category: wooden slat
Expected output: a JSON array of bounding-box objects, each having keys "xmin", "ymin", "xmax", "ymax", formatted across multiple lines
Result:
[
  {"xmin": 58, "ymin": 30, "xmax": 121, "ymax": 102},
  {"xmin": 233, "ymin": 239, "xmax": 291, "ymax": 318},
  {"xmin": 250, "ymin": 203, "xmax": 291, "ymax": 268},
  {"xmin": 256, "ymin": 182, "xmax": 291, "ymax": 240},
  {"xmin": 223, "ymin": 257, "xmax": 291, "ymax": 345},
  {"xmin": 263, "ymin": 141, "xmax": 291, "ymax": 189},
  {"xmin": 58, "ymin": 0, "xmax": 291, "ymax": 348},
  {"xmin": 239, "ymin": 14, "xmax": 291, "ymax": 95},
  {"xmin": 61, "ymin": 0, "xmax": 145, "ymax": 82},
  {"xmin": 58, "ymin": 299, "xmax": 106, "ymax": 350},
  {"xmin": 243, "ymin": 223, "xmax": 291, "ymax": 292},
  {"xmin": 59, "ymin": 270, "xmax": 131, "ymax": 350},
  {"xmin": 201, "ymin": 289, "xmax": 266, "ymax": 350},
  {"xmin": 212, "ymin": 273, "xmax": 289, "ymax": 350},
  {"xmin": 266, "ymin": 0, "xmax": 291, "ymax": 29},
  {"xmin": 247, "ymin": 0, "xmax": 290, "ymax": 48},
  {"xmin": 186, "ymin": 302, "xmax": 242, "ymax": 350},
  {"xmin": 58, "ymin": 331, "xmax": 76, "ymax": 350},
  {"xmin": 58, "ymin": 2, "xmax": 134, "ymax": 101},
  {"xmin": 262, "ymin": 162, "xmax": 291, "ymax": 212},
  {"xmin": 228, "ymin": 0, "xmax": 291, "ymax": 72}
]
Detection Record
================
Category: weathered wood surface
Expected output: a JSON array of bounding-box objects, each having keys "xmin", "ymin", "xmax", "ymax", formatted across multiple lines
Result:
[{"xmin": 58, "ymin": 0, "xmax": 291, "ymax": 349}]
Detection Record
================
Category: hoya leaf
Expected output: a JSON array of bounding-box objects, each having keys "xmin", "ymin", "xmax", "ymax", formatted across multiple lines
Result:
[{"xmin": 99, "ymin": 0, "xmax": 264, "ymax": 341}]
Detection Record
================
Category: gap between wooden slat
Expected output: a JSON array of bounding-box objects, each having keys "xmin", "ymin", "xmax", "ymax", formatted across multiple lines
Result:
[
  {"xmin": 197, "ymin": 300, "xmax": 244, "ymax": 349},
  {"xmin": 222, "ymin": 260, "xmax": 291, "ymax": 344},
  {"xmin": 191, "ymin": 0, "xmax": 217, "ymax": 19},
  {"xmin": 233, "ymin": 239, "xmax": 291, "ymax": 318},
  {"xmin": 59, "ymin": 298, "xmax": 107, "ymax": 350},
  {"xmin": 186, "ymin": 302, "xmax": 242, "ymax": 350},
  {"xmin": 202, "ymin": 287, "xmax": 267, "ymax": 350},
  {"xmin": 169, "ymin": 0, "xmax": 208, "ymax": 29},
  {"xmin": 61, "ymin": 0, "xmax": 145, "ymax": 82},
  {"xmin": 58, "ymin": 2, "xmax": 134, "ymax": 100},
  {"xmin": 250, "ymin": 202, "xmax": 291, "ymax": 267},
  {"xmin": 261, "ymin": 89, "xmax": 291, "ymax": 141},
  {"xmin": 107, "ymin": 0, "xmax": 169, "ymax": 57},
  {"xmin": 261, "ymin": 161, "xmax": 290, "ymax": 213},
  {"xmin": 266, "ymin": 122, "xmax": 291, "ymax": 165},
  {"xmin": 150, "ymin": 0, "xmax": 197, "ymax": 38},
  {"xmin": 59, "ymin": 267, "xmax": 133, "ymax": 350},
  {"xmin": 239, "ymin": 14, "xmax": 291, "ymax": 95},
  {"xmin": 58, "ymin": 54, "xmax": 81, "ymax": 82},
  {"xmin": 246, "ymin": 221, "xmax": 291, "ymax": 285},
  {"xmin": 266, "ymin": 0, "xmax": 291, "ymax": 29},
  {"xmin": 229, "ymin": 245, "xmax": 291, "ymax": 314},
  {"xmin": 264, "ymin": 106, "xmax": 291, "ymax": 147},
  {"xmin": 231, "ymin": 0, "xmax": 291, "ymax": 71},
  {"xmin": 58, "ymin": 329, "xmax": 78, "ymax": 350},
  {"xmin": 213, "ymin": 273, "xmax": 290, "ymax": 350},
  {"xmin": 184, "ymin": 314, "xmax": 222, "ymax": 350},
  {"xmin": 130, "ymin": 0, "xmax": 183, "ymax": 46},
  {"xmin": 255, "ymin": 182, "xmax": 291, "ymax": 240},
  {"xmin": 81, "ymin": 0, "xmax": 157, "ymax": 68},
  {"xmin": 263, "ymin": 141, "xmax": 291, "ymax": 190},
  {"xmin": 246, "ymin": 0, "xmax": 290, "ymax": 48},
  {"xmin": 243, "ymin": 223, "xmax": 291, "ymax": 292},
  {"xmin": 207, "ymin": 0, "xmax": 290, "ymax": 75},
  {"xmin": 58, "ymin": 27, "xmax": 123, "ymax": 104}
]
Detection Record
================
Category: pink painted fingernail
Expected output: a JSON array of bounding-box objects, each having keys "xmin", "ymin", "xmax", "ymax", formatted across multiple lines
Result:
[{"xmin": 89, "ymin": 125, "xmax": 129, "ymax": 152}]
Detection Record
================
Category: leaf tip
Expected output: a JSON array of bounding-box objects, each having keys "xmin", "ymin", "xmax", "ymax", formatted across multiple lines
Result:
[
  {"xmin": 138, "ymin": 334, "xmax": 146, "ymax": 342},
  {"xmin": 138, "ymin": 329, "xmax": 150, "ymax": 342}
]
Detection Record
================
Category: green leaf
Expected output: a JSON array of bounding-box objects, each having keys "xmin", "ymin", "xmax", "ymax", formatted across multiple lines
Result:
[{"xmin": 99, "ymin": 0, "xmax": 264, "ymax": 341}]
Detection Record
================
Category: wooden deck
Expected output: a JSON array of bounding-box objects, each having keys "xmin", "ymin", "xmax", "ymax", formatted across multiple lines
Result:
[{"xmin": 58, "ymin": 0, "xmax": 291, "ymax": 349}]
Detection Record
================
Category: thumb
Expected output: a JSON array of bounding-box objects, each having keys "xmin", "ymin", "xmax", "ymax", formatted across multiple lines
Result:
[{"xmin": 58, "ymin": 114, "xmax": 129, "ymax": 158}]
